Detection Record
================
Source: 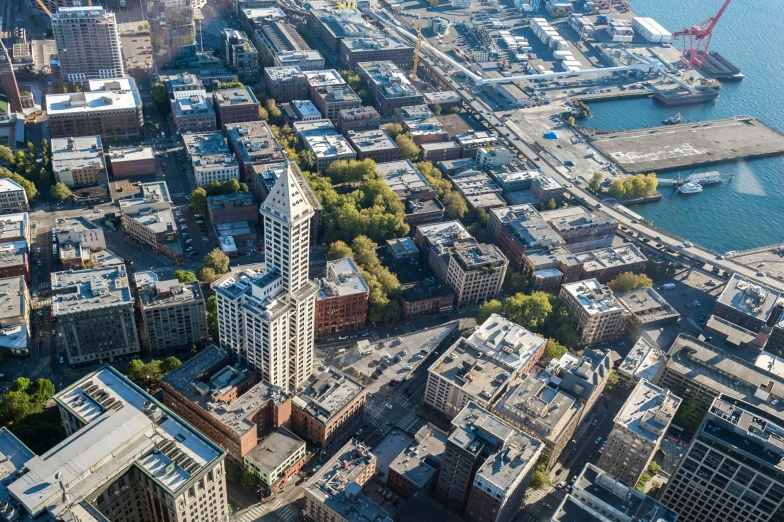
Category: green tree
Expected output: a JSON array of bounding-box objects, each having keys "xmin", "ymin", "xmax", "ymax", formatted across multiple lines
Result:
[
  {"xmin": 671, "ymin": 388, "xmax": 708, "ymax": 438},
  {"xmin": 504, "ymin": 271, "xmax": 529, "ymax": 295},
  {"xmin": 10, "ymin": 377, "xmax": 30, "ymax": 393},
  {"xmin": 201, "ymin": 248, "xmax": 230, "ymax": 275},
  {"xmin": 607, "ymin": 272, "xmax": 653, "ymax": 293},
  {"xmin": 431, "ymin": 103, "xmax": 442, "ymax": 116},
  {"xmin": 476, "ymin": 299, "xmax": 503, "ymax": 324},
  {"xmin": 544, "ymin": 197, "xmax": 557, "ymax": 210},
  {"xmin": 503, "ymin": 291, "xmax": 553, "ymax": 331},
  {"xmin": 327, "ymin": 240, "xmax": 353, "ymax": 260},
  {"xmin": 648, "ymin": 461, "xmax": 661, "ymax": 476},
  {"xmin": 50, "ymin": 182, "xmax": 72, "ymax": 202},
  {"xmin": 543, "ymin": 339, "xmax": 567, "ymax": 361},
  {"xmin": 0, "ymin": 392, "xmax": 36, "ymax": 424},
  {"xmin": 241, "ymin": 469, "xmax": 260, "ymax": 492},
  {"xmin": 207, "ymin": 295, "xmax": 218, "ymax": 335},
  {"xmin": 608, "ymin": 177, "xmax": 626, "ymax": 198},
  {"xmin": 648, "ymin": 480, "xmax": 662, "ymax": 497},
  {"xmin": 442, "ymin": 190, "xmax": 467, "ymax": 219},
  {"xmin": 415, "ymin": 161, "xmax": 452, "ymax": 198},
  {"xmin": 542, "ymin": 299, "xmax": 579, "ymax": 349},
  {"xmin": 339, "ymin": 69, "xmax": 362, "ymax": 90},
  {"xmin": 325, "ymin": 158, "xmax": 376, "ymax": 184},
  {"xmin": 151, "ymin": 82, "xmax": 170, "ymax": 115},
  {"xmin": 297, "ymin": 149, "xmax": 317, "ymax": 171},
  {"xmin": 190, "ymin": 188, "xmax": 208, "ymax": 214},
  {"xmin": 589, "ymin": 172, "xmax": 603, "ymax": 193},
  {"xmin": 385, "ymin": 123, "xmax": 404, "ymax": 140},
  {"xmin": 198, "ymin": 266, "xmax": 219, "ymax": 284},
  {"xmin": 218, "ymin": 81, "xmax": 244, "ymax": 89},
  {"xmin": 173, "ymin": 270, "xmax": 198, "ymax": 282},
  {"xmin": 606, "ymin": 370, "xmax": 620, "ymax": 392},
  {"xmin": 28, "ymin": 379, "xmax": 55, "ymax": 403},
  {"xmin": 636, "ymin": 472, "xmax": 652, "ymax": 493},
  {"xmin": 528, "ymin": 464, "xmax": 552, "ymax": 490},
  {"xmin": 265, "ymin": 99, "xmax": 282, "ymax": 125},
  {"xmin": 351, "ymin": 236, "xmax": 380, "ymax": 269},
  {"xmin": 258, "ymin": 104, "xmax": 269, "ymax": 121},
  {"xmin": 449, "ymin": 106, "xmax": 461, "ymax": 114},
  {"xmin": 395, "ymin": 133, "xmax": 420, "ymax": 161},
  {"xmin": 0, "ymin": 145, "xmax": 13, "ymax": 166},
  {"xmin": 161, "ymin": 356, "xmax": 183, "ymax": 374}
]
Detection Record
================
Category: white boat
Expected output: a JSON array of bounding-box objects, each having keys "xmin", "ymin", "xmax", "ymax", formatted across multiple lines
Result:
[
  {"xmin": 687, "ymin": 171, "xmax": 722, "ymax": 186},
  {"xmin": 677, "ymin": 182, "xmax": 704, "ymax": 194}
]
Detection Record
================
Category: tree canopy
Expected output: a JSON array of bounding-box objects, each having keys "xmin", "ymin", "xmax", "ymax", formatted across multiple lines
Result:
[
  {"xmin": 528, "ymin": 464, "xmax": 552, "ymax": 490},
  {"xmin": 327, "ymin": 240, "xmax": 353, "ymax": 261},
  {"xmin": 1, "ymin": 171, "xmax": 38, "ymax": 201},
  {"xmin": 343, "ymin": 236, "xmax": 402, "ymax": 325},
  {"xmin": 589, "ymin": 172, "xmax": 603, "ymax": 193},
  {"xmin": 173, "ymin": 270, "xmax": 198, "ymax": 283},
  {"xmin": 503, "ymin": 291, "xmax": 553, "ymax": 331},
  {"xmin": 50, "ymin": 182, "xmax": 72, "ymax": 202},
  {"xmin": 151, "ymin": 82, "xmax": 169, "ymax": 115},
  {"xmin": 385, "ymin": 123, "xmax": 404, "ymax": 140},
  {"xmin": 607, "ymin": 272, "xmax": 653, "ymax": 293},
  {"xmin": 198, "ymin": 249, "xmax": 230, "ymax": 283},
  {"xmin": 325, "ymin": 158, "xmax": 377, "ymax": 184},
  {"xmin": 476, "ymin": 299, "xmax": 503, "ymax": 324},
  {"xmin": 607, "ymin": 173, "xmax": 658, "ymax": 199},
  {"xmin": 543, "ymin": 339, "xmax": 568, "ymax": 361},
  {"xmin": 395, "ymin": 133, "xmax": 420, "ymax": 161},
  {"xmin": 126, "ymin": 357, "xmax": 183, "ymax": 387},
  {"xmin": 190, "ymin": 188, "xmax": 208, "ymax": 214}
]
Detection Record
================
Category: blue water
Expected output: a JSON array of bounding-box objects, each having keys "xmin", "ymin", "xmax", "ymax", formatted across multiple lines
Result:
[{"xmin": 584, "ymin": 0, "xmax": 784, "ymax": 253}]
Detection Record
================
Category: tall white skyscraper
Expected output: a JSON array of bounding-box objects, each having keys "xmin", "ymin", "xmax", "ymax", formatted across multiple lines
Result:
[
  {"xmin": 213, "ymin": 163, "xmax": 318, "ymax": 390},
  {"xmin": 51, "ymin": 7, "xmax": 124, "ymax": 85}
]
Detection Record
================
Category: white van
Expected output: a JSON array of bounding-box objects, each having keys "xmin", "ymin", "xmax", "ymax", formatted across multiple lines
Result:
[{"xmin": 662, "ymin": 283, "xmax": 676, "ymax": 290}]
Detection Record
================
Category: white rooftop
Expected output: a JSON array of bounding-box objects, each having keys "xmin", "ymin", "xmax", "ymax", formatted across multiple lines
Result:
[
  {"xmin": 562, "ymin": 279, "xmax": 624, "ymax": 314},
  {"xmin": 467, "ymin": 314, "xmax": 546, "ymax": 371}
]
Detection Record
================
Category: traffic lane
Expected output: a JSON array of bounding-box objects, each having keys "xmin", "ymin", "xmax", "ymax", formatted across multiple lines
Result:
[{"xmin": 103, "ymin": 226, "xmax": 175, "ymax": 271}]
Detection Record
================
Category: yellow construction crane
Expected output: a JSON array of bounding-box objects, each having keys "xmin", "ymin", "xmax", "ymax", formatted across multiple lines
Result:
[
  {"xmin": 35, "ymin": 0, "xmax": 51, "ymax": 16},
  {"xmin": 411, "ymin": 24, "xmax": 423, "ymax": 81}
]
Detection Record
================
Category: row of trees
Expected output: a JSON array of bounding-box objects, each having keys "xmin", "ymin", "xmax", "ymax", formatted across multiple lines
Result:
[
  {"xmin": 607, "ymin": 272, "xmax": 653, "ymax": 293},
  {"xmin": 607, "ymin": 173, "xmax": 658, "ymax": 200},
  {"xmin": 125, "ymin": 357, "xmax": 183, "ymax": 387},
  {"xmin": 327, "ymin": 236, "xmax": 402, "ymax": 324},
  {"xmin": 0, "ymin": 141, "xmax": 53, "ymax": 202},
  {"xmin": 414, "ymin": 161, "xmax": 468, "ymax": 220},
  {"xmin": 190, "ymin": 179, "xmax": 249, "ymax": 214}
]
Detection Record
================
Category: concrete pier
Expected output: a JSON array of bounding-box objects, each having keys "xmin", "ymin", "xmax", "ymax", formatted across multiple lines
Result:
[{"xmin": 589, "ymin": 116, "xmax": 784, "ymax": 173}]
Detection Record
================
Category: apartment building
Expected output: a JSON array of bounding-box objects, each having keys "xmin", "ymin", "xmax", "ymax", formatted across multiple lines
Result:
[
  {"xmin": 401, "ymin": 280, "xmax": 455, "ymax": 317},
  {"xmin": 306, "ymin": 9, "xmax": 365, "ymax": 55},
  {"xmin": 544, "ymin": 348, "xmax": 613, "ymax": 421},
  {"xmin": 51, "ymin": 7, "xmax": 123, "ymax": 84},
  {"xmin": 596, "ymin": 379, "xmax": 680, "ymax": 487},
  {"xmin": 119, "ymin": 181, "xmax": 182, "ymax": 262},
  {"xmin": 213, "ymin": 87, "xmax": 259, "ymax": 128},
  {"xmin": 0, "ymin": 240, "xmax": 28, "ymax": 282},
  {"xmin": 107, "ymin": 146, "xmax": 157, "ymax": 179},
  {"xmin": 377, "ymin": 159, "xmax": 436, "ymax": 201},
  {"xmin": 338, "ymin": 105, "xmax": 380, "ymax": 134},
  {"xmin": 315, "ymin": 257, "xmax": 369, "ymax": 335},
  {"xmin": 452, "ymin": 172, "xmax": 507, "ymax": 211},
  {"xmin": 552, "ymin": 463, "xmax": 679, "ymax": 522},
  {"xmin": 660, "ymin": 395, "xmax": 784, "ymax": 522},
  {"xmin": 618, "ymin": 286, "xmax": 681, "ymax": 328},
  {"xmin": 542, "ymin": 206, "xmax": 618, "ymax": 253},
  {"xmin": 303, "ymin": 69, "xmax": 346, "ymax": 96},
  {"xmin": 55, "ymin": 216, "xmax": 106, "ymax": 252},
  {"xmin": 424, "ymin": 337, "xmax": 517, "ymax": 419},
  {"xmin": 395, "ymin": 104, "xmax": 448, "ymax": 145},
  {"xmin": 161, "ymin": 346, "xmax": 292, "ymax": 462},
  {"xmin": 339, "ymin": 37, "xmax": 415, "ymax": 70},
  {"xmin": 387, "ymin": 424, "xmax": 448, "ymax": 499},
  {"xmin": 435, "ymin": 402, "xmax": 542, "ymax": 522},
  {"xmin": 274, "ymin": 50, "xmax": 325, "ymax": 70},
  {"xmin": 0, "ymin": 179, "xmax": 28, "ymax": 213},
  {"xmin": 468, "ymin": 314, "xmax": 547, "ymax": 373},
  {"xmin": 444, "ymin": 242, "xmax": 508, "ymax": 308},
  {"xmin": 183, "ymin": 132, "xmax": 240, "ymax": 187},
  {"xmin": 264, "ymin": 66, "xmax": 309, "ymax": 103},
  {"xmin": 162, "ymin": 72, "xmax": 204, "ymax": 98},
  {"xmin": 138, "ymin": 277, "xmax": 208, "ymax": 352},
  {"xmin": 51, "ymin": 265, "xmax": 139, "ymax": 365},
  {"xmin": 207, "ymin": 192, "xmax": 258, "ymax": 224},
  {"xmin": 617, "ymin": 336, "xmax": 666, "ymax": 390},
  {"xmin": 493, "ymin": 373, "xmax": 582, "ymax": 468},
  {"xmin": 0, "ymin": 365, "xmax": 228, "ymax": 522},
  {"xmin": 0, "ymin": 213, "xmax": 29, "ymax": 245},
  {"xmin": 311, "ymin": 84, "xmax": 362, "ymax": 124},
  {"xmin": 225, "ymin": 121, "xmax": 286, "ymax": 181},
  {"xmin": 172, "ymin": 94, "xmax": 217, "ymax": 133},
  {"xmin": 357, "ymin": 60, "xmax": 425, "ymax": 116},
  {"xmin": 560, "ymin": 279, "xmax": 630, "ymax": 345},
  {"xmin": 294, "ymin": 119, "xmax": 356, "ymax": 171},
  {"xmin": 51, "ymin": 136, "xmax": 107, "ymax": 187},
  {"xmin": 213, "ymin": 165, "xmax": 318, "ymax": 390},
  {"xmin": 245, "ymin": 428, "xmax": 307, "ymax": 493},
  {"xmin": 0, "ymin": 275, "xmax": 30, "ymax": 355},
  {"xmin": 291, "ymin": 368, "xmax": 366, "ymax": 448},
  {"xmin": 46, "ymin": 78, "xmax": 143, "ymax": 140},
  {"xmin": 220, "ymin": 29, "xmax": 259, "ymax": 82},
  {"xmin": 290, "ymin": 100, "xmax": 322, "ymax": 121},
  {"xmin": 147, "ymin": 0, "xmax": 197, "ymax": 67}
]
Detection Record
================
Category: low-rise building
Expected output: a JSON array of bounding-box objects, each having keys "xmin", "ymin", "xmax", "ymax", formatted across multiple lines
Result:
[
  {"xmin": 378, "ymin": 159, "xmax": 436, "ymax": 201},
  {"xmin": 443, "ymin": 242, "xmax": 508, "ymax": 308},
  {"xmin": 291, "ymin": 367, "xmax": 366, "ymax": 448},
  {"xmin": 207, "ymin": 192, "xmax": 258, "ymax": 224},
  {"xmin": 346, "ymin": 129, "xmax": 399, "ymax": 162},
  {"xmin": 0, "ymin": 179, "xmax": 28, "ymax": 213},
  {"xmin": 387, "ymin": 424, "xmax": 448, "ymax": 499},
  {"xmin": 358, "ymin": 60, "xmax": 424, "ymax": 116},
  {"xmin": 617, "ymin": 286, "xmax": 680, "ymax": 328},
  {"xmin": 172, "ymin": 94, "xmax": 217, "ymax": 133},
  {"xmin": 493, "ymin": 373, "xmax": 582, "ymax": 468},
  {"xmin": 291, "ymin": 99, "xmax": 322, "ymax": 121},
  {"xmin": 395, "ymin": 105, "xmax": 448, "ymax": 145},
  {"xmin": 245, "ymin": 428, "xmax": 307, "ymax": 493},
  {"xmin": 315, "ymin": 257, "xmax": 369, "ymax": 335},
  {"xmin": 161, "ymin": 72, "xmax": 205, "ymax": 98},
  {"xmin": 712, "ymin": 273, "xmax": 780, "ymax": 332},
  {"xmin": 255, "ymin": 20, "xmax": 310, "ymax": 55},
  {"xmin": 617, "ymin": 336, "xmax": 665, "ymax": 389},
  {"xmin": 0, "ymin": 275, "xmax": 30, "ymax": 355},
  {"xmin": 596, "ymin": 379, "xmax": 680, "ymax": 487},
  {"xmin": 302, "ymin": 439, "xmax": 388, "ymax": 522},
  {"xmin": 107, "ymin": 146, "xmax": 157, "ymax": 179},
  {"xmin": 0, "ymin": 241, "xmax": 29, "ymax": 282},
  {"xmin": 435, "ymin": 402, "xmax": 543, "ymax": 522},
  {"xmin": 0, "ymin": 212, "xmax": 29, "ymax": 244},
  {"xmin": 264, "ymin": 66, "xmax": 309, "ymax": 103},
  {"xmin": 119, "ymin": 181, "xmax": 182, "ymax": 262},
  {"xmin": 452, "ymin": 172, "xmax": 507, "ymax": 211},
  {"xmin": 183, "ymin": 132, "xmax": 240, "ymax": 187},
  {"xmin": 338, "ymin": 105, "xmax": 380, "ymax": 134},
  {"xmin": 573, "ymin": 244, "xmax": 648, "ymax": 282},
  {"xmin": 52, "ymin": 264, "xmax": 139, "ymax": 365},
  {"xmin": 560, "ymin": 279, "xmax": 630, "ymax": 345},
  {"xmin": 415, "ymin": 220, "xmax": 473, "ymax": 275},
  {"xmin": 138, "ymin": 277, "xmax": 208, "ymax": 352},
  {"xmin": 541, "ymin": 206, "xmax": 618, "ymax": 253},
  {"xmin": 311, "ymin": 84, "xmax": 362, "ymax": 124},
  {"xmin": 339, "ymin": 37, "xmax": 415, "ymax": 71},
  {"xmin": 161, "ymin": 345, "xmax": 292, "ymax": 460},
  {"xmin": 544, "ymin": 349, "xmax": 612, "ymax": 421},
  {"xmin": 274, "ymin": 49, "xmax": 325, "ymax": 70},
  {"xmin": 424, "ymin": 337, "xmax": 516, "ymax": 419},
  {"xmin": 424, "ymin": 91, "xmax": 461, "ymax": 112},
  {"xmin": 213, "ymin": 87, "xmax": 259, "ymax": 128},
  {"xmin": 476, "ymin": 147, "xmax": 516, "ymax": 169},
  {"xmin": 520, "ymin": 248, "xmax": 581, "ymax": 292},
  {"xmin": 306, "ymin": 9, "xmax": 365, "ymax": 55},
  {"xmin": 421, "ymin": 141, "xmax": 462, "ymax": 162},
  {"xmin": 225, "ymin": 121, "xmax": 286, "ymax": 182},
  {"xmin": 405, "ymin": 198, "xmax": 445, "ymax": 227},
  {"xmin": 51, "ymin": 136, "xmax": 107, "ymax": 187},
  {"xmin": 55, "ymin": 216, "xmax": 106, "ymax": 251},
  {"xmin": 455, "ymin": 131, "xmax": 498, "ymax": 158},
  {"xmin": 553, "ymin": 463, "xmax": 679, "ymax": 522},
  {"xmin": 46, "ymin": 78, "xmax": 142, "ymax": 139},
  {"xmin": 387, "ymin": 237, "xmax": 419, "ymax": 260},
  {"xmin": 466, "ymin": 314, "xmax": 546, "ymax": 373},
  {"xmin": 294, "ymin": 119, "xmax": 356, "ymax": 171},
  {"xmin": 401, "ymin": 280, "xmax": 455, "ymax": 317},
  {"xmin": 303, "ymin": 69, "xmax": 346, "ymax": 96}
]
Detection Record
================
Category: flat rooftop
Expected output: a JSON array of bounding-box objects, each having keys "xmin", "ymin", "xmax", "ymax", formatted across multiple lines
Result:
[
  {"xmin": 0, "ymin": 275, "xmax": 26, "ymax": 320},
  {"xmin": 293, "ymin": 118, "xmax": 336, "ymax": 137},
  {"xmin": 173, "ymin": 94, "xmax": 214, "ymax": 118},
  {"xmin": 314, "ymin": 84, "xmax": 361, "ymax": 105},
  {"xmin": 303, "ymin": 132, "xmax": 355, "ymax": 159},
  {"xmin": 0, "ymin": 241, "xmax": 25, "ymax": 269},
  {"xmin": 55, "ymin": 215, "xmax": 100, "ymax": 235},
  {"xmin": 386, "ymin": 237, "xmax": 418, "ymax": 257},
  {"xmin": 162, "ymin": 345, "xmax": 288, "ymax": 438},
  {"xmin": 387, "ymin": 424, "xmax": 447, "ymax": 489},
  {"xmin": 615, "ymin": 379, "xmax": 680, "ymax": 444},
  {"xmin": 213, "ymin": 86, "xmax": 258, "ymax": 107},
  {"xmin": 0, "ymin": 213, "xmax": 27, "ymax": 242},
  {"xmin": 183, "ymin": 132, "xmax": 238, "ymax": 171},
  {"xmin": 346, "ymin": 129, "xmax": 397, "ymax": 153},
  {"xmin": 7, "ymin": 365, "xmax": 223, "ymax": 517},
  {"xmin": 562, "ymin": 279, "xmax": 625, "ymax": 315},
  {"xmin": 140, "ymin": 279, "xmax": 203, "ymax": 308},
  {"xmin": 417, "ymin": 220, "xmax": 471, "ymax": 246},
  {"xmin": 372, "ymin": 428, "xmax": 412, "ymax": 482},
  {"xmin": 303, "ymin": 69, "xmax": 345, "ymax": 88},
  {"xmin": 342, "ymin": 37, "xmax": 412, "ymax": 52},
  {"xmin": 617, "ymin": 287, "xmax": 680, "ymax": 324},
  {"xmin": 574, "ymin": 244, "xmax": 647, "ymax": 271},
  {"xmin": 377, "ymin": 160, "xmax": 431, "ymax": 198},
  {"xmin": 292, "ymin": 368, "xmax": 364, "ymax": 424},
  {"xmin": 51, "ymin": 136, "xmax": 104, "ymax": 171},
  {"xmin": 453, "ymin": 242, "xmax": 507, "ymax": 270},
  {"xmin": 467, "ymin": 314, "xmax": 545, "ymax": 371},
  {"xmin": 591, "ymin": 116, "xmax": 784, "ymax": 173},
  {"xmin": 246, "ymin": 428, "xmax": 305, "ymax": 472},
  {"xmin": 207, "ymin": 192, "xmax": 255, "ymax": 211},
  {"xmin": 293, "ymin": 99, "xmax": 321, "ymax": 118},
  {"xmin": 226, "ymin": 121, "xmax": 286, "ymax": 165},
  {"xmin": 52, "ymin": 265, "xmax": 133, "ymax": 315},
  {"xmin": 107, "ymin": 146, "xmax": 154, "ymax": 163},
  {"xmin": 358, "ymin": 61, "xmax": 421, "ymax": 100},
  {"xmin": 46, "ymin": 82, "xmax": 141, "ymax": 115},
  {"xmin": 317, "ymin": 257, "xmax": 368, "ymax": 300},
  {"xmin": 618, "ymin": 336, "xmax": 664, "ymax": 384},
  {"xmin": 542, "ymin": 206, "xmax": 617, "ymax": 234},
  {"xmin": 717, "ymin": 273, "xmax": 780, "ymax": 323},
  {"xmin": 265, "ymin": 65, "xmax": 306, "ymax": 82},
  {"xmin": 429, "ymin": 338, "xmax": 515, "ymax": 403}
]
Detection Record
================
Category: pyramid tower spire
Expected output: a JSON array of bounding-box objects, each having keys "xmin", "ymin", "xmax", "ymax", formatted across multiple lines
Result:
[{"xmin": 259, "ymin": 164, "xmax": 314, "ymax": 227}]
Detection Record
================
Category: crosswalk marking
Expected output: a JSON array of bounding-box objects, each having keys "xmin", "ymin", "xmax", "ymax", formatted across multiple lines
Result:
[{"xmin": 275, "ymin": 506, "xmax": 299, "ymax": 522}]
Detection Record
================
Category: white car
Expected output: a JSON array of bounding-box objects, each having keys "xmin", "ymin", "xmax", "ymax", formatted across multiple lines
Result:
[
  {"xmin": 181, "ymin": 225, "xmax": 187, "ymax": 230},
  {"xmin": 385, "ymin": 403, "xmax": 393, "ymax": 409},
  {"xmin": 404, "ymin": 365, "xmax": 412, "ymax": 370}
]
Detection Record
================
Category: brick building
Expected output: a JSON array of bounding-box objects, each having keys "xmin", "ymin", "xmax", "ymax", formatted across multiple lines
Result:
[
  {"xmin": 339, "ymin": 37, "xmax": 414, "ymax": 71},
  {"xmin": 106, "ymin": 146, "xmax": 156, "ymax": 180},
  {"xmin": 207, "ymin": 192, "xmax": 259, "ymax": 224},
  {"xmin": 225, "ymin": 121, "xmax": 286, "ymax": 182},
  {"xmin": 346, "ymin": 129, "xmax": 399, "ymax": 162},
  {"xmin": 263, "ymin": 66, "xmax": 308, "ymax": 103},
  {"xmin": 357, "ymin": 61, "xmax": 424, "ymax": 116},
  {"xmin": 315, "ymin": 257, "xmax": 369, "ymax": 335},
  {"xmin": 213, "ymin": 87, "xmax": 259, "ymax": 128},
  {"xmin": 338, "ymin": 106, "xmax": 380, "ymax": 134}
]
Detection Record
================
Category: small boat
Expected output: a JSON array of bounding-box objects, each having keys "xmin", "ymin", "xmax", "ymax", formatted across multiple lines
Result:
[
  {"xmin": 663, "ymin": 113, "xmax": 683, "ymax": 125},
  {"xmin": 677, "ymin": 182, "xmax": 703, "ymax": 194}
]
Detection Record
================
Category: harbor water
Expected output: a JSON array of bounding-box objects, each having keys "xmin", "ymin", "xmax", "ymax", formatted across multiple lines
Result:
[{"xmin": 586, "ymin": 0, "xmax": 784, "ymax": 253}]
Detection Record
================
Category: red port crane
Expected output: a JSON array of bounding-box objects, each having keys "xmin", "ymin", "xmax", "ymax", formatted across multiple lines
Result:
[{"xmin": 673, "ymin": 0, "xmax": 733, "ymax": 68}]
